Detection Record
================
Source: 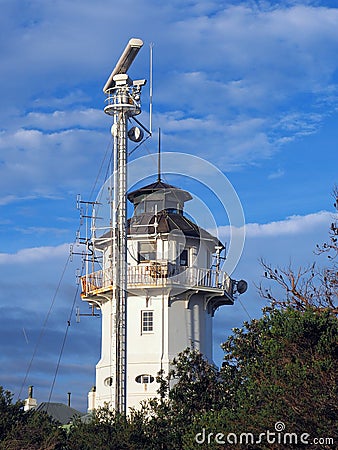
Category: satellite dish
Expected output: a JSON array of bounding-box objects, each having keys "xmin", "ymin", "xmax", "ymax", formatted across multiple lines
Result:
[
  {"xmin": 237, "ymin": 279, "xmax": 248, "ymax": 294},
  {"xmin": 128, "ymin": 126, "xmax": 144, "ymax": 142}
]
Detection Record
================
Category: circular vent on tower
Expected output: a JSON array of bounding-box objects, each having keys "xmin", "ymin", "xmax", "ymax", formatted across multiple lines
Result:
[
  {"xmin": 135, "ymin": 374, "xmax": 154, "ymax": 384},
  {"xmin": 104, "ymin": 377, "xmax": 113, "ymax": 386}
]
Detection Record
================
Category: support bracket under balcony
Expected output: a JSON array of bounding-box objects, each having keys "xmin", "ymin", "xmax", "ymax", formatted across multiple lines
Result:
[{"xmin": 205, "ymin": 292, "xmax": 234, "ymax": 317}]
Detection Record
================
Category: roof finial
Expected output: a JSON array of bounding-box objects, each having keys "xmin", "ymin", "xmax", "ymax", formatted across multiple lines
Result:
[{"xmin": 157, "ymin": 128, "xmax": 161, "ymax": 182}]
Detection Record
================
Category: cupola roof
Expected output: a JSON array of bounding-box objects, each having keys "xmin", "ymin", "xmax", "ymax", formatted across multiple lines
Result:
[
  {"xmin": 128, "ymin": 210, "xmax": 223, "ymax": 248},
  {"xmin": 127, "ymin": 180, "xmax": 192, "ymax": 204}
]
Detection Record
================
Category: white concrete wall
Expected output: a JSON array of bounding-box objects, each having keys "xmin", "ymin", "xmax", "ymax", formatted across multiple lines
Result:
[
  {"xmin": 94, "ymin": 232, "xmax": 216, "ymax": 410},
  {"xmin": 126, "ymin": 292, "xmax": 169, "ymax": 410},
  {"xmin": 95, "ymin": 299, "xmax": 115, "ymax": 408},
  {"xmin": 168, "ymin": 294, "xmax": 213, "ymax": 362}
]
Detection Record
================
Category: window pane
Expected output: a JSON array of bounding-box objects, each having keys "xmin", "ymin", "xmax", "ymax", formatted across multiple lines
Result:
[
  {"xmin": 138, "ymin": 242, "xmax": 156, "ymax": 262},
  {"xmin": 145, "ymin": 200, "xmax": 163, "ymax": 213},
  {"xmin": 180, "ymin": 249, "xmax": 188, "ymax": 266},
  {"xmin": 142, "ymin": 310, "xmax": 154, "ymax": 333}
]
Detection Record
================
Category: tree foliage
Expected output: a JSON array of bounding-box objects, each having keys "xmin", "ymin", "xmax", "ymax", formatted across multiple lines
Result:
[
  {"xmin": 66, "ymin": 405, "xmax": 148, "ymax": 450},
  {"xmin": 0, "ymin": 387, "xmax": 65, "ymax": 450},
  {"xmin": 181, "ymin": 308, "xmax": 337, "ymax": 449},
  {"xmin": 134, "ymin": 348, "xmax": 228, "ymax": 449},
  {"xmin": 222, "ymin": 307, "xmax": 337, "ymax": 436}
]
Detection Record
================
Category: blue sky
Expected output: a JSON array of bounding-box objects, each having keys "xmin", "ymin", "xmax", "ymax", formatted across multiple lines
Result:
[{"xmin": 0, "ymin": 0, "xmax": 337, "ymax": 412}]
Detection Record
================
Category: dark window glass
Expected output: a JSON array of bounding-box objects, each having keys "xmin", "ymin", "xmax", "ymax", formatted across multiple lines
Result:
[
  {"xmin": 138, "ymin": 242, "xmax": 156, "ymax": 262},
  {"xmin": 180, "ymin": 249, "xmax": 188, "ymax": 266},
  {"xmin": 135, "ymin": 374, "xmax": 155, "ymax": 384}
]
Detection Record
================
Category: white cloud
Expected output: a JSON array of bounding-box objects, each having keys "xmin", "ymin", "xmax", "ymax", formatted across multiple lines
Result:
[
  {"xmin": 218, "ymin": 210, "xmax": 333, "ymax": 240},
  {"xmin": 154, "ymin": 3, "xmax": 338, "ymax": 154},
  {"xmin": 274, "ymin": 111, "xmax": 325, "ymax": 140},
  {"xmin": 163, "ymin": 4, "xmax": 338, "ymax": 84},
  {"xmin": 0, "ymin": 1, "xmax": 337, "ymax": 188},
  {"xmin": 247, "ymin": 211, "xmax": 333, "ymax": 237},
  {"xmin": 0, "ymin": 194, "xmax": 43, "ymax": 206},
  {"xmin": 0, "ymin": 243, "xmax": 69, "ymax": 264},
  {"xmin": 0, "ymin": 127, "xmax": 109, "ymax": 196},
  {"xmin": 24, "ymin": 108, "xmax": 108, "ymax": 131},
  {"xmin": 268, "ymin": 168, "xmax": 285, "ymax": 179},
  {"xmin": 32, "ymin": 90, "xmax": 92, "ymax": 109},
  {"xmin": 155, "ymin": 111, "xmax": 273, "ymax": 167},
  {"xmin": 14, "ymin": 226, "xmax": 70, "ymax": 236}
]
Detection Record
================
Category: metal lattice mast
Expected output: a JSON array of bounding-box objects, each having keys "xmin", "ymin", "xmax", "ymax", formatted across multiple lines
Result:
[
  {"xmin": 103, "ymin": 39, "xmax": 145, "ymax": 413},
  {"xmin": 116, "ymin": 109, "xmax": 127, "ymax": 412}
]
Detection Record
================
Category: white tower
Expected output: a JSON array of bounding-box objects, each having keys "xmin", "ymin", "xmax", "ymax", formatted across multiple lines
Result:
[
  {"xmin": 80, "ymin": 38, "xmax": 243, "ymax": 412},
  {"xmin": 81, "ymin": 179, "xmax": 236, "ymax": 411}
]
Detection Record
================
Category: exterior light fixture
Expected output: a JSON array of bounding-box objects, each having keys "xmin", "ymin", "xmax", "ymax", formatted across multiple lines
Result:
[{"xmin": 128, "ymin": 126, "xmax": 144, "ymax": 142}]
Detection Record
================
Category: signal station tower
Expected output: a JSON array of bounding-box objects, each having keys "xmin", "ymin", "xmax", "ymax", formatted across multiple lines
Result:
[{"xmin": 79, "ymin": 38, "xmax": 246, "ymax": 412}]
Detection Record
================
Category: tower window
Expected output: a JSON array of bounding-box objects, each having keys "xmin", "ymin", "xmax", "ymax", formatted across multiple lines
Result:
[
  {"xmin": 141, "ymin": 310, "xmax": 154, "ymax": 333},
  {"xmin": 145, "ymin": 200, "xmax": 163, "ymax": 213},
  {"xmin": 180, "ymin": 249, "xmax": 188, "ymax": 266},
  {"xmin": 138, "ymin": 241, "xmax": 156, "ymax": 262},
  {"xmin": 135, "ymin": 374, "xmax": 155, "ymax": 384}
]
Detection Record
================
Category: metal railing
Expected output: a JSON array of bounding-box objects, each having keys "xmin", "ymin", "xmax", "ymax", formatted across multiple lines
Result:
[{"xmin": 81, "ymin": 262, "xmax": 232, "ymax": 297}]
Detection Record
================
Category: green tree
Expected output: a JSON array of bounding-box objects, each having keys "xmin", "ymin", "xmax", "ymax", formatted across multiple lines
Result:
[
  {"xmin": 0, "ymin": 387, "xmax": 23, "ymax": 442},
  {"xmin": 66, "ymin": 405, "xmax": 148, "ymax": 450},
  {"xmin": 133, "ymin": 348, "xmax": 230, "ymax": 449},
  {"xmin": 0, "ymin": 387, "xmax": 65, "ymax": 450},
  {"xmin": 182, "ymin": 307, "xmax": 337, "ymax": 450}
]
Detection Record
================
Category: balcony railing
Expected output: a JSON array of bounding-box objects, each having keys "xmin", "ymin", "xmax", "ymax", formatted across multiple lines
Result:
[{"xmin": 81, "ymin": 261, "xmax": 232, "ymax": 297}]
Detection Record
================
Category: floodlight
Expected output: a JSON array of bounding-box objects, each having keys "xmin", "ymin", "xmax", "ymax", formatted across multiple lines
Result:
[
  {"xmin": 128, "ymin": 126, "xmax": 144, "ymax": 142},
  {"xmin": 103, "ymin": 38, "xmax": 144, "ymax": 93},
  {"xmin": 236, "ymin": 279, "xmax": 248, "ymax": 294}
]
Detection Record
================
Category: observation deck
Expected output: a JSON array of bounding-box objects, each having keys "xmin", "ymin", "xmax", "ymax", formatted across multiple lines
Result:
[{"xmin": 81, "ymin": 262, "xmax": 234, "ymax": 312}]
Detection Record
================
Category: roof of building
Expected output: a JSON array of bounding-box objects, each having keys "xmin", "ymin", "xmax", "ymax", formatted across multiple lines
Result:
[
  {"xmin": 36, "ymin": 402, "xmax": 84, "ymax": 425},
  {"xmin": 128, "ymin": 210, "xmax": 223, "ymax": 247},
  {"xmin": 127, "ymin": 180, "xmax": 192, "ymax": 204},
  {"xmin": 94, "ymin": 180, "xmax": 223, "ymax": 249}
]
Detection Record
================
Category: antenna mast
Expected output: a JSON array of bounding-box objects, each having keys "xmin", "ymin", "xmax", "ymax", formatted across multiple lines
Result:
[
  {"xmin": 103, "ymin": 38, "xmax": 146, "ymax": 413},
  {"xmin": 157, "ymin": 128, "xmax": 161, "ymax": 182},
  {"xmin": 149, "ymin": 43, "xmax": 154, "ymax": 135}
]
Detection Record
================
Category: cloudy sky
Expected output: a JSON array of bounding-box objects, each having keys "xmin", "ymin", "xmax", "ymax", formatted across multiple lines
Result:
[{"xmin": 0, "ymin": 0, "xmax": 337, "ymax": 412}]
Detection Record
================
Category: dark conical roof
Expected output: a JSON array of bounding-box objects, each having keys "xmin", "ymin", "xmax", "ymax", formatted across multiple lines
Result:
[
  {"xmin": 128, "ymin": 210, "xmax": 223, "ymax": 247},
  {"xmin": 127, "ymin": 180, "xmax": 192, "ymax": 204}
]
